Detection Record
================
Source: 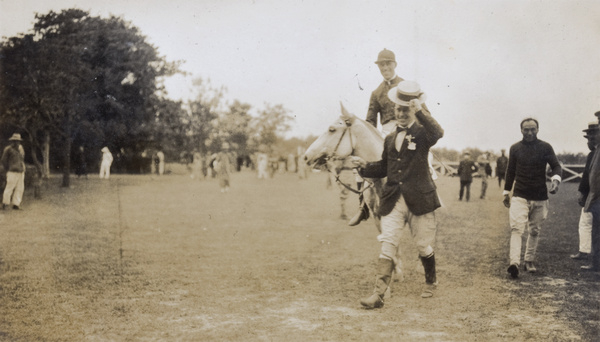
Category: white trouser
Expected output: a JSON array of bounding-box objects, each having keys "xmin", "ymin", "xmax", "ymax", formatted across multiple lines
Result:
[
  {"xmin": 257, "ymin": 163, "xmax": 268, "ymax": 179},
  {"xmin": 379, "ymin": 195, "xmax": 437, "ymax": 264},
  {"xmin": 3, "ymin": 171, "xmax": 25, "ymax": 206},
  {"xmin": 99, "ymin": 161, "xmax": 112, "ymax": 179},
  {"xmin": 578, "ymin": 208, "xmax": 593, "ymax": 254},
  {"xmin": 509, "ymin": 197, "xmax": 548, "ymax": 265}
]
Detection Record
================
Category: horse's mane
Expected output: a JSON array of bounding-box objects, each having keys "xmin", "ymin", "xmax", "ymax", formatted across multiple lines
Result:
[{"xmin": 350, "ymin": 116, "xmax": 385, "ymax": 141}]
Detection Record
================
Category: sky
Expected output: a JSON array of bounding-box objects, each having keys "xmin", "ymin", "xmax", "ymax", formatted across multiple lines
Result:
[{"xmin": 1, "ymin": 0, "xmax": 600, "ymax": 154}]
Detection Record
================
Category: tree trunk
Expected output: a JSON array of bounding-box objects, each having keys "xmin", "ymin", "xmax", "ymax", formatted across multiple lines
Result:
[
  {"xmin": 62, "ymin": 110, "xmax": 72, "ymax": 188},
  {"xmin": 43, "ymin": 131, "xmax": 50, "ymax": 179},
  {"xmin": 29, "ymin": 145, "xmax": 44, "ymax": 199},
  {"xmin": 25, "ymin": 130, "xmax": 45, "ymax": 199},
  {"xmin": 62, "ymin": 137, "xmax": 71, "ymax": 187}
]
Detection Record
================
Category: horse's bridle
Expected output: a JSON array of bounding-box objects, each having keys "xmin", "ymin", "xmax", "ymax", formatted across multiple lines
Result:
[
  {"xmin": 330, "ymin": 121, "xmax": 355, "ymax": 160},
  {"xmin": 325, "ymin": 120, "xmax": 373, "ymax": 196}
]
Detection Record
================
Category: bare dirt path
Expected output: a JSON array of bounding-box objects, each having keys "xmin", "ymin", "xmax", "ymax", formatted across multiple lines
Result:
[{"xmin": 0, "ymin": 171, "xmax": 597, "ymax": 341}]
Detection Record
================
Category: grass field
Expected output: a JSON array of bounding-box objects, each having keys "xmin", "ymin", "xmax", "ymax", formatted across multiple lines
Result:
[{"xmin": 0, "ymin": 169, "xmax": 598, "ymax": 341}]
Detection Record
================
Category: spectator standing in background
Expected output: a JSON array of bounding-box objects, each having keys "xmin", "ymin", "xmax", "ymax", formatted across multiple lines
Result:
[
  {"xmin": 571, "ymin": 122, "xmax": 598, "ymax": 262},
  {"xmin": 477, "ymin": 152, "xmax": 492, "ymax": 199},
  {"xmin": 256, "ymin": 149, "xmax": 269, "ymax": 179},
  {"xmin": 582, "ymin": 111, "xmax": 600, "ymax": 271},
  {"xmin": 215, "ymin": 143, "xmax": 232, "ymax": 193},
  {"xmin": 1, "ymin": 133, "xmax": 26, "ymax": 210},
  {"xmin": 457, "ymin": 152, "xmax": 478, "ymax": 202},
  {"xmin": 99, "ymin": 147, "xmax": 113, "ymax": 179},
  {"xmin": 75, "ymin": 146, "xmax": 88, "ymax": 179},
  {"xmin": 191, "ymin": 151, "xmax": 204, "ymax": 180},
  {"xmin": 156, "ymin": 149, "xmax": 165, "ymax": 176},
  {"xmin": 496, "ymin": 149, "xmax": 509, "ymax": 188}
]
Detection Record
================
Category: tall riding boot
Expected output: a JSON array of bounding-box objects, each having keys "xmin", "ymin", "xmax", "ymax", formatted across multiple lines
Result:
[
  {"xmin": 420, "ymin": 253, "xmax": 437, "ymax": 298},
  {"xmin": 360, "ymin": 258, "xmax": 394, "ymax": 309},
  {"xmin": 348, "ymin": 182, "xmax": 370, "ymax": 226}
]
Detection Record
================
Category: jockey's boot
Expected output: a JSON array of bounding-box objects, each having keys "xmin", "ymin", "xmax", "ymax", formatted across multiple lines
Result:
[
  {"xmin": 420, "ymin": 253, "xmax": 437, "ymax": 298},
  {"xmin": 348, "ymin": 182, "xmax": 369, "ymax": 226},
  {"xmin": 360, "ymin": 258, "xmax": 394, "ymax": 309}
]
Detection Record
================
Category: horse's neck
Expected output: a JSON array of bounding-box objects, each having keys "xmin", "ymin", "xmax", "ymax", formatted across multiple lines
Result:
[
  {"xmin": 353, "ymin": 127, "xmax": 384, "ymax": 162},
  {"xmin": 354, "ymin": 148, "xmax": 381, "ymax": 162}
]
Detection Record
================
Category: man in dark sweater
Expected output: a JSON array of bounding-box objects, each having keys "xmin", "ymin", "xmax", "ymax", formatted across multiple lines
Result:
[{"xmin": 503, "ymin": 118, "xmax": 562, "ymax": 278}]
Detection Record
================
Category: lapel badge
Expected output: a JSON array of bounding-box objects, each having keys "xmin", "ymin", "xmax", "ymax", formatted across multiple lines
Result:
[{"xmin": 405, "ymin": 134, "xmax": 416, "ymax": 150}]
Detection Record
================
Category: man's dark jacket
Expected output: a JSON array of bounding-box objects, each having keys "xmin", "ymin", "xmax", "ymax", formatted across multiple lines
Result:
[
  {"xmin": 457, "ymin": 159, "xmax": 478, "ymax": 182},
  {"xmin": 365, "ymin": 75, "xmax": 403, "ymax": 127},
  {"xmin": 359, "ymin": 107, "xmax": 444, "ymax": 216},
  {"xmin": 496, "ymin": 155, "xmax": 508, "ymax": 176},
  {"xmin": 579, "ymin": 150, "xmax": 595, "ymax": 201}
]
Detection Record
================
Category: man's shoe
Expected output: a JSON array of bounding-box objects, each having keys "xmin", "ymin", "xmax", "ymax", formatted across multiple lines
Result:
[
  {"xmin": 340, "ymin": 213, "xmax": 348, "ymax": 220},
  {"xmin": 2, "ymin": 204, "xmax": 7, "ymax": 210},
  {"xmin": 348, "ymin": 207, "xmax": 368, "ymax": 226},
  {"xmin": 507, "ymin": 264, "xmax": 519, "ymax": 278},
  {"xmin": 12, "ymin": 205, "xmax": 20, "ymax": 210},
  {"xmin": 524, "ymin": 262, "xmax": 537, "ymax": 273},
  {"xmin": 570, "ymin": 252, "xmax": 589, "ymax": 260},
  {"xmin": 360, "ymin": 293, "xmax": 384, "ymax": 309},
  {"xmin": 421, "ymin": 282, "xmax": 437, "ymax": 298},
  {"xmin": 581, "ymin": 265, "xmax": 599, "ymax": 271}
]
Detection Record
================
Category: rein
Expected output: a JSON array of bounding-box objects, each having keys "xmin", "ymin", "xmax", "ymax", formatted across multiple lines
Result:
[
  {"xmin": 332, "ymin": 172, "xmax": 374, "ymax": 195},
  {"xmin": 325, "ymin": 123, "xmax": 373, "ymax": 195}
]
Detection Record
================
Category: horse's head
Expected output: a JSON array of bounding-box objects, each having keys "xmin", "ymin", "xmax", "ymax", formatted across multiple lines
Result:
[{"xmin": 303, "ymin": 103, "xmax": 363, "ymax": 169}]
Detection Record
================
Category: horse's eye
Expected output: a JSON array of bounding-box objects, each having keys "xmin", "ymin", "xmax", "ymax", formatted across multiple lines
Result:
[{"xmin": 328, "ymin": 127, "xmax": 336, "ymax": 133}]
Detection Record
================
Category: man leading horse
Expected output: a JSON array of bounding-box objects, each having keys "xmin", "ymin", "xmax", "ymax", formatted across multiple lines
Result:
[{"xmin": 349, "ymin": 80, "xmax": 444, "ymax": 308}]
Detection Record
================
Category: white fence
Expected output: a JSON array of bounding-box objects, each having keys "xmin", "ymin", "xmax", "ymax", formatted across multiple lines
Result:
[{"xmin": 432, "ymin": 160, "xmax": 585, "ymax": 183}]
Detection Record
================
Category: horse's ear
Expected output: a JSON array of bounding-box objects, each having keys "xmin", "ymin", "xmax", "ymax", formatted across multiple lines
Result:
[{"xmin": 340, "ymin": 102, "xmax": 355, "ymax": 124}]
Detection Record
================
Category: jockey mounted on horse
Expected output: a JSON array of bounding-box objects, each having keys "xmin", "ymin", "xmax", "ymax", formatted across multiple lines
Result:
[
  {"xmin": 348, "ymin": 48, "xmax": 403, "ymax": 226},
  {"xmin": 350, "ymin": 48, "xmax": 439, "ymax": 226}
]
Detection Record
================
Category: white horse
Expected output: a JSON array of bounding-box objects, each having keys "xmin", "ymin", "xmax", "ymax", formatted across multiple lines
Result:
[{"xmin": 303, "ymin": 104, "xmax": 404, "ymax": 285}]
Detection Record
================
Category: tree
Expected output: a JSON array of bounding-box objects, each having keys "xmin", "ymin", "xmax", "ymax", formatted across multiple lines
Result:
[
  {"xmin": 215, "ymin": 100, "xmax": 253, "ymax": 153},
  {"xmin": 0, "ymin": 9, "xmax": 181, "ymax": 186},
  {"xmin": 249, "ymin": 103, "xmax": 294, "ymax": 154},
  {"xmin": 0, "ymin": 30, "xmax": 80, "ymax": 180},
  {"xmin": 149, "ymin": 98, "xmax": 198, "ymax": 161}
]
